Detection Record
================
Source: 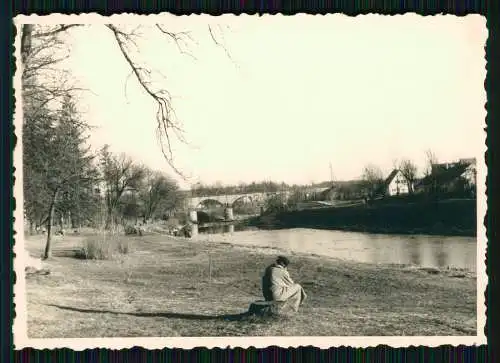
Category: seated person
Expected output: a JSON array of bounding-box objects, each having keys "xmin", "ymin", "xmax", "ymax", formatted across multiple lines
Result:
[{"xmin": 261, "ymin": 256, "xmax": 307, "ymax": 312}]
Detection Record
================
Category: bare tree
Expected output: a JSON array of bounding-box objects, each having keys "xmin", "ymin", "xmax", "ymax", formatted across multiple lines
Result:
[
  {"xmin": 424, "ymin": 149, "xmax": 438, "ymax": 176},
  {"xmin": 99, "ymin": 146, "xmax": 147, "ymax": 229},
  {"xmin": 139, "ymin": 169, "xmax": 179, "ymax": 223},
  {"xmin": 398, "ymin": 159, "xmax": 418, "ymax": 194},
  {"xmin": 423, "ymin": 149, "xmax": 440, "ymax": 195},
  {"xmin": 391, "ymin": 158, "xmax": 399, "ymax": 171},
  {"xmin": 361, "ymin": 164, "xmax": 385, "ymax": 201}
]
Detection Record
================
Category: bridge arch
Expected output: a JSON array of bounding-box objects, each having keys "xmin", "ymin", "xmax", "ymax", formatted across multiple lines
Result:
[
  {"xmin": 231, "ymin": 195, "xmax": 253, "ymax": 207},
  {"xmin": 196, "ymin": 198, "xmax": 226, "ymax": 209}
]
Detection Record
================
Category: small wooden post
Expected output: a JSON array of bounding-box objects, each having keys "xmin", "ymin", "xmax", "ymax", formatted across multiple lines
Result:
[{"xmin": 208, "ymin": 253, "xmax": 212, "ymax": 283}]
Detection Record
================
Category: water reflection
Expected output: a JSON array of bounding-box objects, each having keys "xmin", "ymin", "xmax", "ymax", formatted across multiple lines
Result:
[
  {"xmin": 435, "ymin": 242, "xmax": 447, "ymax": 268},
  {"xmin": 408, "ymin": 239, "xmax": 421, "ymax": 266},
  {"xmin": 198, "ymin": 223, "xmax": 242, "ymax": 235},
  {"xmin": 199, "ymin": 224, "xmax": 477, "ymax": 271}
]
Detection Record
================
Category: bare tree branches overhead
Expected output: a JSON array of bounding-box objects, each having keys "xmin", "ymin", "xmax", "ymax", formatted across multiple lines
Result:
[
  {"xmin": 106, "ymin": 23, "xmax": 190, "ymax": 177},
  {"xmin": 21, "ymin": 24, "xmax": 76, "ymax": 81},
  {"xmin": 34, "ymin": 24, "xmax": 84, "ymax": 38},
  {"xmin": 21, "ymin": 24, "xmax": 91, "ymax": 122},
  {"xmin": 155, "ymin": 24, "xmax": 198, "ymax": 60},
  {"xmin": 208, "ymin": 24, "xmax": 237, "ymax": 66},
  {"xmin": 20, "ymin": 21, "xmax": 235, "ymax": 177}
]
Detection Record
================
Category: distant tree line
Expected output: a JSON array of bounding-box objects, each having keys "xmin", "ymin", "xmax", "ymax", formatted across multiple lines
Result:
[
  {"xmin": 190, "ymin": 180, "xmax": 336, "ymax": 198},
  {"xmin": 190, "ymin": 180, "xmax": 291, "ymax": 197}
]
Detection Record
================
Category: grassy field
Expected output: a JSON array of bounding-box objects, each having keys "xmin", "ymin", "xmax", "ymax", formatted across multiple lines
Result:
[{"xmin": 24, "ymin": 232, "xmax": 477, "ymax": 338}]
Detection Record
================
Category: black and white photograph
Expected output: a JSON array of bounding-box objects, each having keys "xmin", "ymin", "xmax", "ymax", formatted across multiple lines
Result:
[{"xmin": 13, "ymin": 14, "xmax": 487, "ymax": 348}]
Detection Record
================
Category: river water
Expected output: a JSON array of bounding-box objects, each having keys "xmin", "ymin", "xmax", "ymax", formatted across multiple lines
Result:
[{"xmin": 198, "ymin": 224, "xmax": 477, "ymax": 272}]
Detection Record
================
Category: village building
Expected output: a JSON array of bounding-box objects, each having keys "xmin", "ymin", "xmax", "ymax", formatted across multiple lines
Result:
[
  {"xmin": 459, "ymin": 158, "xmax": 477, "ymax": 186},
  {"xmin": 385, "ymin": 169, "xmax": 412, "ymax": 197},
  {"xmin": 416, "ymin": 157, "xmax": 476, "ymax": 195}
]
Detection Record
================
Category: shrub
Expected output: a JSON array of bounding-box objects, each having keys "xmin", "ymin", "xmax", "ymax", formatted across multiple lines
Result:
[
  {"xmin": 77, "ymin": 233, "xmax": 132, "ymax": 260},
  {"xmin": 263, "ymin": 195, "xmax": 288, "ymax": 214},
  {"xmin": 124, "ymin": 225, "xmax": 138, "ymax": 235}
]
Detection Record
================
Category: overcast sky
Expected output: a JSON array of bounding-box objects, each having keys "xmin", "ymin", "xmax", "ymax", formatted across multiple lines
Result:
[{"xmin": 52, "ymin": 14, "xmax": 485, "ymax": 189}]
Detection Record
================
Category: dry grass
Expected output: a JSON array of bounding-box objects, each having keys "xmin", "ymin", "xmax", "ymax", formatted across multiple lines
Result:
[
  {"xmin": 23, "ymin": 233, "xmax": 477, "ymax": 338},
  {"xmin": 76, "ymin": 233, "xmax": 131, "ymax": 260}
]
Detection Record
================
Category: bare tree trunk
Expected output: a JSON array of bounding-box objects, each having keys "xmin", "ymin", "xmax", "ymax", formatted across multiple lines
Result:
[
  {"xmin": 43, "ymin": 190, "xmax": 58, "ymax": 260},
  {"xmin": 105, "ymin": 208, "xmax": 113, "ymax": 230},
  {"xmin": 21, "ymin": 24, "xmax": 33, "ymax": 65},
  {"xmin": 29, "ymin": 220, "xmax": 34, "ymax": 235},
  {"xmin": 69, "ymin": 210, "xmax": 75, "ymax": 229}
]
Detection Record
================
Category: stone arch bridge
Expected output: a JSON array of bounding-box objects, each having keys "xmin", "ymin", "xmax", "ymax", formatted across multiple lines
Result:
[{"xmin": 185, "ymin": 191, "xmax": 290, "ymax": 210}]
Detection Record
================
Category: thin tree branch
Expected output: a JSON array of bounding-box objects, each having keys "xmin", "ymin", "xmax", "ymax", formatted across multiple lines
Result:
[
  {"xmin": 106, "ymin": 24, "xmax": 188, "ymax": 179},
  {"xmin": 155, "ymin": 24, "xmax": 197, "ymax": 61},
  {"xmin": 208, "ymin": 24, "xmax": 237, "ymax": 67},
  {"xmin": 123, "ymin": 70, "xmax": 134, "ymax": 103},
  {"xmin": 34, "ymin": 24, "xmax": 84, "ymax": 38}
]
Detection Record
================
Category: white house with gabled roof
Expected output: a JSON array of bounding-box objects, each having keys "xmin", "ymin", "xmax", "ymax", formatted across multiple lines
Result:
[{"xmin": 385, "ymin": 169, "xmax": 412, "ymax": 196}]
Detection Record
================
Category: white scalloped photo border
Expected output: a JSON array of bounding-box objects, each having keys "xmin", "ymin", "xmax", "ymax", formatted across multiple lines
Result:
[{"xmin": 12, "ymin": 12, "xmax": 488, "ymax": 350}]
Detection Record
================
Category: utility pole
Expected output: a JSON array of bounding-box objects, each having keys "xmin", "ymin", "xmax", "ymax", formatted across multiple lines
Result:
[{"xmin": 329, "ymin": 162, "xmax": 334, "ymax": 187}]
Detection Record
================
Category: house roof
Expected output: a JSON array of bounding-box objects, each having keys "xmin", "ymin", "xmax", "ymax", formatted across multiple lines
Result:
[
  {"xmin": 384, "ymin": 169, "xmax": 400, "ymax": 186},
  {"xmin": 419, "ymin": 162, "xmax": 470, "ymax": 186},
  {"xmin": 432, "ymin": 158, "xmax": 476, "ymax": 172},
  {"xmin": 459, "ymin": 158, "xmax": 476, "ymax": 166},
  {"xmin": 432, "ymin": 163, "xmax": 454, "ymax": 170}
]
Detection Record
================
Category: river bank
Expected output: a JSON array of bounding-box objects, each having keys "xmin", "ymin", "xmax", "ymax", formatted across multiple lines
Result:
[
  {"xmin": 192, "ymin": 228, "xmax": 476, "ymax": 272},
  {"xmin": 24, "ymin": 232, "xmax": 476, "ymax": 337},
  {"xmin": 248, "ymin": 198, "xmax": 476, "ymax": 237}
]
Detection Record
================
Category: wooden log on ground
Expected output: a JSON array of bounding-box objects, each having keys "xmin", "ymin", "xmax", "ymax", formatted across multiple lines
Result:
[
  {"xmin": 248, "ymin": 300, "xmax": 294, "ymax": 317},
  {"xmin": 25, "ymin": 266, "xmax": 51, "ymax": 276}
]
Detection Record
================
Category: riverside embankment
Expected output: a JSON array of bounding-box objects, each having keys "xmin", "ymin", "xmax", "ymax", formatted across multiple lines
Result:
[{"xmin": 248, "ymin": 198, "xmax": 476, "ymax": 237}]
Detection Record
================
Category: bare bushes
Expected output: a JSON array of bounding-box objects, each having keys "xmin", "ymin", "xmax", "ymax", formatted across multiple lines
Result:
[
  {"xmin": 76, "ymin": 232, "xmax": 132, "ymax": 260},
  {"xmin": 124, "ymin": 225, "xmax": 143, "ymax": 236}
]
